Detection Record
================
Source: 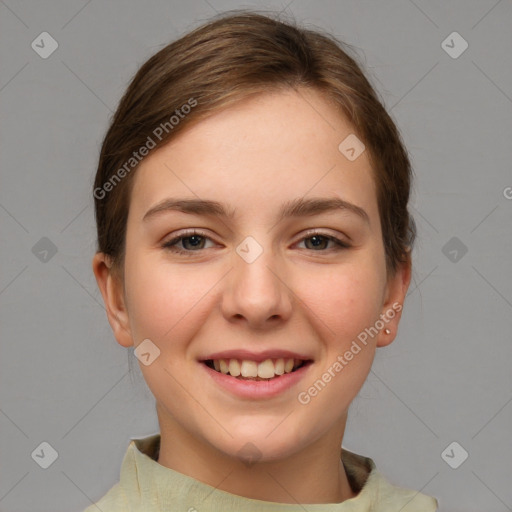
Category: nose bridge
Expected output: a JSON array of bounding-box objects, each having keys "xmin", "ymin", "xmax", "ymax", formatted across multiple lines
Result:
[{"xmin": 222, "ymin": 233, "xmax": 292, "ymax": 325}]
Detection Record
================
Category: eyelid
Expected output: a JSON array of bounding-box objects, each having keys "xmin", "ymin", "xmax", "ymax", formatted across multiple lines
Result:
[
  {"xmin": 161, "ymin": 228, "xmax": 214, "ymax": 248},
  {"xmin": 298, "ymin": 228, "xmax": 350, "ymax": 245}
]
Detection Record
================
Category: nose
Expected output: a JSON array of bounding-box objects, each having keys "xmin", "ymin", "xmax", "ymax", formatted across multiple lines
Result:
[{"xmin": 220, "ymin": 239, "xmax": 293, "ymax": 330}]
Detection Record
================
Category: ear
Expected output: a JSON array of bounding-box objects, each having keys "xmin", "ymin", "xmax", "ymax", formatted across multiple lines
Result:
[
  {"xmin": 92, "ymin": 252, "xmax": 134, "ymax": 348},
  {"xmin": 376, "ymin": 250, "xmax": 412, "ymax": 348}
]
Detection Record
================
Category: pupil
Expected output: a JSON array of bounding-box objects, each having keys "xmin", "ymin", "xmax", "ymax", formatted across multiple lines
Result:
[
  {"xmin": 308, "ymin": 235, "xmax": 326, "ymax": 249},
  {"xmin": 185, "ymin": 235, "xmax": 203, "ymax": 249}
]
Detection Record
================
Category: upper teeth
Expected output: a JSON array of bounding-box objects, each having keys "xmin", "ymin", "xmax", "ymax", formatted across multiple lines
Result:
[{"xmin": 212, "ymin": 358, "xmax": 302, "ymax": 378}]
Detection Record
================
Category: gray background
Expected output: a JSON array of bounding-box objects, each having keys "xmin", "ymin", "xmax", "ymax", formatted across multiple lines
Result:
[{"xmin": 1, "ymin": 0, "xmax": 511, "ymax": 511}]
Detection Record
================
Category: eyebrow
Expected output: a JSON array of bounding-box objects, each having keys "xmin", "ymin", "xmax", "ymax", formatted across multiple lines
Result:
[{"xmin": 142, "ymin": 197, "xmax": 370, "ymax": 225}]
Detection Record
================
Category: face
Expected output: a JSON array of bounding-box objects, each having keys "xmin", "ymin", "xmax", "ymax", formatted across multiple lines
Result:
[{"xmin": 95, "ymin": 88, "xmax": 410, "ymax": 464}]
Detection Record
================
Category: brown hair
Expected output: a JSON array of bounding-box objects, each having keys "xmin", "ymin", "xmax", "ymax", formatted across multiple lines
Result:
[{"xmin": 93, "ymin": 10, "xmax": 416, "ymax": 278}]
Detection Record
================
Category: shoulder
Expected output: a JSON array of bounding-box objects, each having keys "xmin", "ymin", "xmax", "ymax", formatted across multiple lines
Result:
[
  {"xmin": 366, "ymin": 469, "xmax": 439, "ymax": 511},
  {"xmin": 82, "ymin": 436, "xmax": 150, "ymax": 512},
  {"xmin": 342, "ymin": 448, "xmax": 439, "ymax": 511},
  {"xmin": 82, "ymin": 482, "xmax": 129, "ymax": 512}
]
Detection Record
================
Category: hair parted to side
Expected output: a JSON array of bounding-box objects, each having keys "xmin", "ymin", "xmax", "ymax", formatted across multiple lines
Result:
[{"xmin": 93, "ymin": 9, "xmax": 416, "ymax": 279}]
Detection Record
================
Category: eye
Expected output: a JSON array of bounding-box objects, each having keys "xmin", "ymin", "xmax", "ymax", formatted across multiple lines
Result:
[
  {"xmin": 161, "ymin": 230, "xmax": 215, "ymax": 256},
  {"xmin": 161, "ymin": 229, "xmax": 351, "ymax": 256},
  {"xmin": 295, "ymin": 230, "xmax": 351, "ymax": 252}
]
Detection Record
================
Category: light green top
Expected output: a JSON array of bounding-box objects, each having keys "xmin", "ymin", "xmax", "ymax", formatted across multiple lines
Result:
[{"xmin": 84, "ymin": 434, "xmax": 438, "ymax": 511}]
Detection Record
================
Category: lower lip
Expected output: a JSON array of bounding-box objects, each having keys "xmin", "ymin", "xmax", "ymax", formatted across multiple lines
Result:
[{"xmin": 200, "ymin": 361, "xmax": 313, "ymax": 400}]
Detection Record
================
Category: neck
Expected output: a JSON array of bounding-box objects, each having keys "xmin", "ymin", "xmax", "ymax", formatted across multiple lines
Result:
[{"xmin": 155, "ymin": 406, "xmax": 358, "ymax": 504}]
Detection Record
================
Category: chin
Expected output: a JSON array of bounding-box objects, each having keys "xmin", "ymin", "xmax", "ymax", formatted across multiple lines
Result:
[{"xmin": 211, "ymin": 426, "xmax": 307, "ymax": 465}]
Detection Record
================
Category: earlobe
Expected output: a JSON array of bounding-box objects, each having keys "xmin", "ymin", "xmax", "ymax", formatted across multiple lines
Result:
[
  {"xmin": 376, "ymin": 253, "xmax": 412, "ymax": 348},
  {"xmin": 92, "ymin": 252, "xmax": 134, "ymax": 348}
]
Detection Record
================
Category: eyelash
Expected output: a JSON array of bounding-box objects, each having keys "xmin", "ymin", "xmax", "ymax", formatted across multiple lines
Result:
[{"xmin": 161, "ymin": 229, "xmax": 351, "ymax": 256}]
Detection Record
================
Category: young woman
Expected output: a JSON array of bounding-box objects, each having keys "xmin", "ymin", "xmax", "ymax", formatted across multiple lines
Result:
[{"xmin": 87, "ymin": 10, "xmax": 438, "ymax": 511}]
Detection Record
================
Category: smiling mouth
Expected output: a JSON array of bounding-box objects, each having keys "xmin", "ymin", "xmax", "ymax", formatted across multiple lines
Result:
[{"xmin": 202, "ymin": 358, "xmax": 313, "ymax": 381}]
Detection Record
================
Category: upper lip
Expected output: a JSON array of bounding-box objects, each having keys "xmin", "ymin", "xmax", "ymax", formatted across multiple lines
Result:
[{"xmin": 200, "ymin": 349, "xmax": 313, "ymax": 363}]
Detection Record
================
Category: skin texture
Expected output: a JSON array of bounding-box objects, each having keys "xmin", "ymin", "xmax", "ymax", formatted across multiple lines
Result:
[{"xmin": 93, "ymin": 87, "xmax": 411, "ymax": 505}]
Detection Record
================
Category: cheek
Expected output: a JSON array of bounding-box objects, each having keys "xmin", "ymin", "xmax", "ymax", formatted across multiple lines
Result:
[
  {"xmin": 299, "ymin": 261, "xmax": 385, "ymax": 344},
  {"xmin": 123, "ymin": 252, "xmax": 210, "ymax": 344},
  {"xmin": 294, "ymin": 266, "xmax": 383, "ymax": 420}
]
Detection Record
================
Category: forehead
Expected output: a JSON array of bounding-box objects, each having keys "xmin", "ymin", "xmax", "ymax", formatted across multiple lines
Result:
[{"xmin": 130, "ymin": 88, "xmax": 379, "ymax": 225}]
